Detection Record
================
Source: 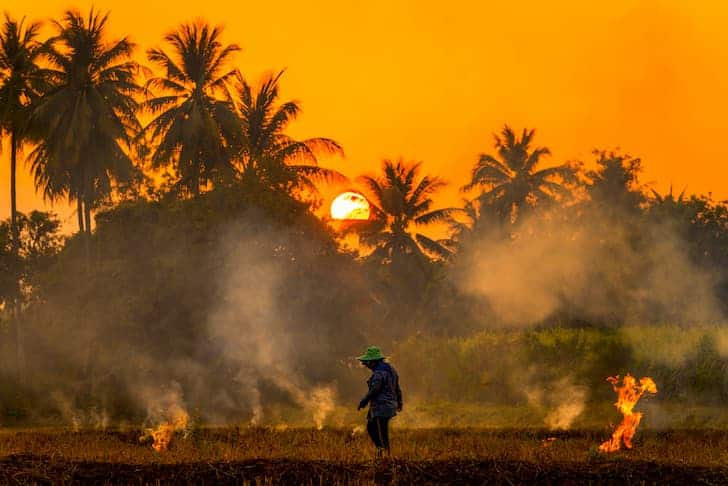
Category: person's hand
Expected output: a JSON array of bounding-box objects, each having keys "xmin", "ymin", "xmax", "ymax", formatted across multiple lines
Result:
[
  {"xmin": 357, "ymin": 399, "xmax": 367, "ymax": 410},
  {"xmin": 397, "ymin": 403, "xmax": 403, "ymax": 412}
]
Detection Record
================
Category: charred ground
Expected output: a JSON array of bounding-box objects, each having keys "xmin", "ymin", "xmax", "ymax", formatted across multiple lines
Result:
[{"xmin": 1, "ymin": 428, "xmax": 728, "ymax": 484}]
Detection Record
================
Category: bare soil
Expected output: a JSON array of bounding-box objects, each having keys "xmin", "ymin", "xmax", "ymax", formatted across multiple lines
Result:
[{"xmin": 1, "ymin": 428, "xmax": 727, "ymax": 484}]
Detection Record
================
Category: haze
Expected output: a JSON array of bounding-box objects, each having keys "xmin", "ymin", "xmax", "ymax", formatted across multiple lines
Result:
[{"xmin": 2, "ymin": 0, "xmax": 727, "ymax": 229}]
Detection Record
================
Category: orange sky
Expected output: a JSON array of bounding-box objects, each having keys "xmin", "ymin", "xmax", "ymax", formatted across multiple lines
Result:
[{"xmin": 2, "ymin": 0, "xmax": 728, "ymax": 231}]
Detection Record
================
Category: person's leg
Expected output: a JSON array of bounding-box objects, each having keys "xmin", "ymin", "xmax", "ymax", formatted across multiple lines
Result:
[
  {"xmin": 367, "ymin": 417, "xmax": 383, "ymax": 448},
  {"xmin": 380, "ymin": 416, "xmax": 391, "ymax": 451}
]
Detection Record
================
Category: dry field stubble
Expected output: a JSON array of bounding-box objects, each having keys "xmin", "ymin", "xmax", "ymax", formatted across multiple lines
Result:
[{"xmin": 1, "ymin": 427, "xmax": 728, "ymax": 484}]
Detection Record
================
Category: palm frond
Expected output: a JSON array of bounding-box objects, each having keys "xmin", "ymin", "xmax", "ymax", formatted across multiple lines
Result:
[
  {"xmin": 414, "ymin": 207, "xmax": 460, "ymax": 226},
  {"xmin": 415, "ymin": 233, "xmax": 453, "ymax": 260}
]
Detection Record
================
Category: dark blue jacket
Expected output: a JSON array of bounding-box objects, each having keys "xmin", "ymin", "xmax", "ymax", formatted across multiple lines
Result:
[{"xmin": 361, "ymin": 361, "xmax": 403, "ymax": 418}]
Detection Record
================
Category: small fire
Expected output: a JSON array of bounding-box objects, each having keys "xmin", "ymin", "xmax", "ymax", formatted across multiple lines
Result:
[
  {"xmin": 140, "ymin": 406, "xmax": 189, "ymax": 452},
  {"xmin": 599, "ymin": 374, "xmax": 657, "ymax": 453},
  {"xmin": 541, "ymin": 437, "xmax": 557, "ymax": 448}
]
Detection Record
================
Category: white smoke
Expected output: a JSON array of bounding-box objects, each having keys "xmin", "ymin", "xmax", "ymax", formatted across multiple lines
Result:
[
  {"xmin": 134, "ymin": 381, "xmax": 188, "ymax": 429},
  {"xmin": 206, "ymin": 220, "xmax": 338, "ymax": 428},
  {"xmin": 455, "ymin": 209, "xmax": 723, "ymax": 327},
  {"xmin": 523, "ymin": 374, "xmax": 587, "ymax": 429}
]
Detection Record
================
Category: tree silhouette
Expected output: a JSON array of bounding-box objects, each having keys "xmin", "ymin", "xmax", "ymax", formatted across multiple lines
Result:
[
  {"xmin": 359, "ymin": 159, "xmax": 455, "ymax": 263},
  {"xmin": 647, "ymin": 185, "xmax": 688, "ymax": 223},
  {"xmin": 234, "ymin": 71, "xmax": 344, "ymax": 193},
  {"xmin": 143, "ymin": 21, "xmax": 240, "ymax": 196},
  {"xmin": 586, "ymin": 150, "xmax": 645, "ymax": 216},
  {"xmin": 0, "ymin": 14, "xmax": 47, "ymax": 250},
  {"xmin": 465, "ymin": 125, "xmax": 575, "ymax": 225},
  {"xmin": 440, "ymin": 198, "xmax": 481, "ymax": 253},
  {"xmin": 646, "ymin": 188, "xmax": 728, "ymax": 273},
  {"xmin": 0, "ymin": 210, "xmax": 61, "ymax": 377},
  {"xmin": 30, "ymin": 9, "xmax": 140, "ymax": 236}
]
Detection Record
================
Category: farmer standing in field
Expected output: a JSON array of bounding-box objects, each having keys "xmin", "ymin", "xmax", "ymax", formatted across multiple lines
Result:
[{"xmin": 357, "ymin": 346, "xmax": 403, "ymax": 457}]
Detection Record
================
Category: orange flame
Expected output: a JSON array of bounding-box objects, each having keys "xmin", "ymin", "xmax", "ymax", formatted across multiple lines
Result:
[
  {"xmin": 141, "ymin": 407, "xmax": 189, "ymax": 452},
  {"xmin": 599, "ymin": 374, "xmax": 657, "ymax": 453}
]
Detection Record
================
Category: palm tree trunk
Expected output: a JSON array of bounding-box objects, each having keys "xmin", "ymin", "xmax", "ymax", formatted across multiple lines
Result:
[
  {"xmin": 81, "ymin": 195, "xmax": 94, "ymax": 391},
  {"xmin": 9, "ymin": 130, "xmax": 24, "ymax": 381},
  {"xmin": 10, "ymin": 130, "xmax": 18, "ymax": 251}
]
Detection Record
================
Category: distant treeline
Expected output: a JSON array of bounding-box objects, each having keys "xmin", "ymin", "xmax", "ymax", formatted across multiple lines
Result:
[{"xmin": 1, "ymin": 9, "xmax": 728, "ymax": 426}]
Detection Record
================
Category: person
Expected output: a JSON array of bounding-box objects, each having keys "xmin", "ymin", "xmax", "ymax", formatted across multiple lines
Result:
[{"xmin": 356, "ymin": 346, "xmax": 402, "ymax": 457}]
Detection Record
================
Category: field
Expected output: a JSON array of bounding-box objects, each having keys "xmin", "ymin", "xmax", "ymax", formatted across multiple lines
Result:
[
  {"xmin": 2, "ymin": 325, "xmax": 728, "ymax": 483},
  {"xmin": 1, "ymin": 427, "xmax": 728, "ymax": 484}
]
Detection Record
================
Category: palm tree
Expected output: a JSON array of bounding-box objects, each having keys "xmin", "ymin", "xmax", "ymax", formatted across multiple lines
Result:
[
  {"xmin": 359, "ymin": 159, "xmax": 456, "ymax": 262},
  {"xmin": 143, "ymin": 21, "xmax": 240, "ymax": 196},
  {"xmin": 440, "ymin": 198, "xmax": 480, "ymax": 251},
  {"xmin": 586, "ymin": 150, "xmax": 645, "ymax": 216},
  {"xmin": 0, "ymin": 14, "xmax": 47, "ymax": 250},
  {"xmin": 646, "ymin": 185, "xmax": 693, "ymax": 234},
  {"xmin": 30, "ymin": 9, "xmax": 141, "ymax": 236},
  {"xmin": 234, "ymin": 71, "xmax": 344, "ymax": 192},
  {"xmin": 464, "ymin": 125, "xmax": 575, "ymax": 224}
]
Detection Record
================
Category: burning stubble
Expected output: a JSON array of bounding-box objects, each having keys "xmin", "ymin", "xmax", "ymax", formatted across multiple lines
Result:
[
  {"xmin": 599, "ymin": 374, "xmax": 657, "ymax": 452},
  {"xmin": 136, "ymin": 383, "xmax": 190, "ymax": 452},
  {"xmin": 140, "ymin": 406, "xmax": 190, "ymax": 452}
]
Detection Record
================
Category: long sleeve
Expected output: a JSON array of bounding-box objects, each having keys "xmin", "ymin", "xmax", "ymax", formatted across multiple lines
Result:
[
  {"xmin": 361, "ymin": 371, "xmax": 384, "ymax": 405},
  {"xmin": 361, "ymin": 364, "xmax": 400, "ymax": 417}
]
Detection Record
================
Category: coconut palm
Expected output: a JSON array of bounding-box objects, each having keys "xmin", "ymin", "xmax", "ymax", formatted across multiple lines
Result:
[
  {"xmin": 586, "ymin": 150, "xmax": 645, "ymax": 215},
  {"xmin": 234, "ymin": 71, "xmax": 344, "ymax": 192},
  {"xmin": 439, "ymin": 198, "xmax": 480, "ymax": 252},
  {"xmin": 464, "ymin": 125, "xmax": 575, "ymax": 224},
  {"xmin": 645, "ymin": 186, "xmax": 695, "ymax": 237},
  {"xmin": 359, "ymin": 159, "xmax": 456, "ymax": 262},
  {"xmin": 30, "ymin": 9, "xmax": 141, "ymax": 236},
  {"xmin": 143, "ymin": 21, "xmax": 240, "ymax": 196},
  {"xmin": 0, "ymin": 14, "xmax": 47, "ymax": 249}
]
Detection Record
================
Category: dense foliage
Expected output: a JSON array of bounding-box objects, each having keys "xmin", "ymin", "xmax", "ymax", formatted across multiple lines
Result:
[{"xmin": 1, "ymin": 9, "xmax": 728, "ymax": 426}]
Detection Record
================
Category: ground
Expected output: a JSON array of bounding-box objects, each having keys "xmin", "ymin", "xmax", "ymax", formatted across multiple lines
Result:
[{"xmin": 1, "ymin": 427, "xmax": 727, "ymax": 484}]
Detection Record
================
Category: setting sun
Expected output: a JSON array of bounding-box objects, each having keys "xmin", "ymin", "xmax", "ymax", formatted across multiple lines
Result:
[
  {"xmin": 330, "ymin": 192, "xmax": 370, "ymax": 220},
  {"xmin": 0, "ymin": 2, "xmax": 725, "ymax": 482}
]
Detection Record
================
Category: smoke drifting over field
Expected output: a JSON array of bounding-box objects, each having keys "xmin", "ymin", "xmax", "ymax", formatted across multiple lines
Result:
[
  {"xmin": 454, "ymin": 208, "xmax": 723, "ymax": 327},
  {"xmin": 206, "ymin": 221, "xmax": 338, "ymax": 427},
  {"xmin": 435, "ymin": 204, "xmax": 726, "ymax": 429},
  {"xmin": 2, "ymin": 192, "xmax": 728, "ymax": 432}
]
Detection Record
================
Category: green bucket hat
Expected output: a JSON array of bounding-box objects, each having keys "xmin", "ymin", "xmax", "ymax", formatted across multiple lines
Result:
[{"xmin": 358, "ymin": 346, "xmax": 385, "ymax": 361}]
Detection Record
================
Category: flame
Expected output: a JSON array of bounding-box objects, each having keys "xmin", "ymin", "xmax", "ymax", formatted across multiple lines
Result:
[
  {"xmin": 330, "ymin": 192, "xmax": 370, "ymax": 220},
  {"xmin": 599, "ymin": 374, "xmax": 657, "ymax": 453},
  {"xmin": 541, "ymin": 437, "xmax": 557, "ymax": 448},
  {"xmin": 140, "ymin": 406, "xmax": 189, "ymax": 452}
]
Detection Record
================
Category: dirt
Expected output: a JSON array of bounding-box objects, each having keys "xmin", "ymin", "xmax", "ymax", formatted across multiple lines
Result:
[{"xmin": 1, "ymin": 455, "xmax": 727, "ymax": 485}]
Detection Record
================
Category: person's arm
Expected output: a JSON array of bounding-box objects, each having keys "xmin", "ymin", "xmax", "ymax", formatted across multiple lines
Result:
[
  {"xmin": 358, "ymin": 371, "xmax": 384, "ymax": 410},
  {"xmin": 396, "ymin": 376, "xmax": 403, "ymax": 411}
]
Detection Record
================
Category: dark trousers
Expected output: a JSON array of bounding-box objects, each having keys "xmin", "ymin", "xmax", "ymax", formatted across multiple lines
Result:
[{"xmin": 367, "ymin": 415, "xmax": 391, "ymax": 449}]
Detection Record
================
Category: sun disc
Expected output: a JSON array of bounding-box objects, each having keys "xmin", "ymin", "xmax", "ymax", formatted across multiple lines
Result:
[{"xmin": 331, "ymin": 192, "xmax": 370, "ymax": 220}]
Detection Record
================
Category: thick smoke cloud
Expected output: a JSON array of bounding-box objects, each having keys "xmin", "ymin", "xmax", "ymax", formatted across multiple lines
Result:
[{"xmin": 454, "ymin": 208, "xmax": 723, "ymax": 327}]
